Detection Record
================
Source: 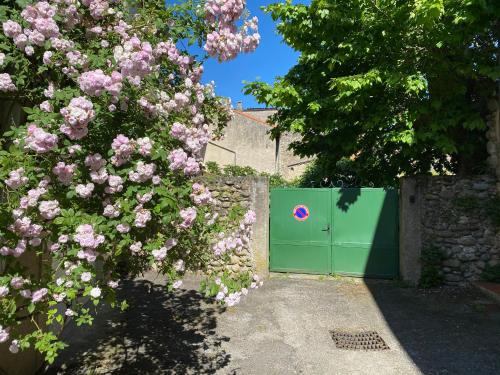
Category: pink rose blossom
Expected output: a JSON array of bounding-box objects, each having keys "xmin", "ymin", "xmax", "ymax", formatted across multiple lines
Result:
[
  {"xmin": 43, "ymin": 51, "xmax": 53, "ymax": 64},
  {"xmin": 60, "ymin": 97, "xmax": 95, "ymax": 140},
  {"xmin": 116, "ymin": 223, "xmax": 130, "ymax": 233},
  {"xmin": 39, "ymin": 100, "xmax": 53, "ymax": 112},
  {"xmin": 174, "ymin": 259, "xmax": 185, "ymax": 272},
  {"xmin": 52, "ymin": 162, "xmax": 76, "ymax": 185},
  {"xmin": 65, "ymin": 309, "xmax": 75, "ymax": 317},
  {"xmin": 244, "ymin": 210, "xmax": 256, "ymax": 225},
  {"xmin": 74, "ymin": 224, "xmax": 104, "ymax": 249},
  {"xmin": 78, "ymin": 69, "xmax": 109, "ymax": 96},
  {"xmin": 172, "ymin": 280, "xmax": 182, "ymax": 289},
  {"xmin": 168, "ymin": 148, "xmax": 187, "ymax": 171},
  {"xmin": 75, "ymin": 183, "xmax": 94, "ymax": 198},
  {"xmin": 90, "ymin": 287, "xmax": 101, "ymax": 298},
  {"xmin": 2, "ymin": 20, "xmax": 22, "ymax": 39},
  {"xmin": 9, "ymin": 340, "xmax": 19, "ymax": 354},
  {"xmin": 170, "ymin": 122, "xmax": 188, "ymax": 141},
  {"xmin": 111, "ymin": 135, "xmax": 134, "ymax": 166},
  {"xmin": 13, "ymin": 34, "xmax": 28, "ymax": 50},
  {"xmin": 5, "ymin": 168, "xmax": 29, "ymax": 189},
  {"xmin": 129, "ymin": 161, "xmax": 156, "ymax": 183},
  {"xmin": 68, "ymin": 145, "xmax": 82, "ymax": 155},
  {"xmin": 105, "ymin": 175, "xmax": 123, "ymax": 194},
  {"xmin": 89, "ymin": 167, "xmax": 108, "ymax": 184},
  {"xmin": 152, "ymin": 247, "xmax": 167, "ymax": 261},
  {"xmin": 61, "ymin": 97, "xmax": 95, "ymax": 127},
  {"xmin": 25, "ymin": 124, "xmax": 58, "ymax": 153},
  {"xmin": 0, "ymin": 326, "xmax": 9, "ymax": 343},
  {"xmin": 136, "ymin": 192, "xmax": 153, "ymax": 204},
  {"xmin": 183, "ymin": 158, "xmax": 201, "ymax": 176},
  {"xmin": 137, "ymin": 137, "xmax": 153, "ymax": 156},
  {"xmin": 103, "ymin": 204, "xmax": 120, "ymax": 218},
  {"xmin": 179, "ymin": 207, "xmax": 197, "ymax": 229},
  {"xmin": 130, "ymin": 241, "xmax": 142, "ymax": 253},
  {"xmin": 38, "ymin": 200, "xmax": 60, "ymax": 220},
  {"xmin": 215, "ymin": 291, "xmax": 225, "ymax": 300},
  {"xmin": 29, "ymin": 237, "xmax": 42, "ymax": 247},
  {"xmin": 133, "ymin": 207, "xmax": 151, "ymax": 228},
  {"xmin": 85, "ymin": 153, "xmax": 106, "ymax": 171},
  {"xmin": 0, "ymin": 73, "xmax": 17, "ymax": 92},
  {"xmin": 24, "ymin": 46, "xmax": 35, "ymax": 56},
  {"xmin": 108, "ymin": 280, "xmax": 119, "ymax": 288},
  {"xmin": 58, "ymin": 234, "xmax": 69, "ymax": 243},
  {"xmin": 31, "ymin": 288, "xmax": 48, "ymax": 303},
  {"xmin": 0, "ymin": 286, "xmax": 9, "ymax": 298}
]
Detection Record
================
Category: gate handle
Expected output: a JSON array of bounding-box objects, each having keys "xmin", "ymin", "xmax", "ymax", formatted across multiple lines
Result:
[{"xmin": 322, "ymin": 224, "xmax": 331, "ymax": 233}]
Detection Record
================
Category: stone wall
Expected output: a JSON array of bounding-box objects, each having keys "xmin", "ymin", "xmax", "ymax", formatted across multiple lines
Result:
[
  {"xmin": 202, "ymin": 176, "xmax": 269, "ymax": 278},
  {"xmin": 400, "ymin": 175, "xmax": 500, "ymax": 285},
  {"xmin": 486, "ymin": 98, "xmax": 500, "ymax": 192}
]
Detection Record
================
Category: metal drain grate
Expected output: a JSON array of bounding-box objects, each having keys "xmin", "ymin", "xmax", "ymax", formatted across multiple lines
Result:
[{"xmin": 330, "ymin": 330, "xmax": 390, "ymax": 351}]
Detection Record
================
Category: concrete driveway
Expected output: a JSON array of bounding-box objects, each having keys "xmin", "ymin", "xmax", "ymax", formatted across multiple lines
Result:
[{"xmin": 47, "ymin": 274, "xmax": 500, "ymax": 375}]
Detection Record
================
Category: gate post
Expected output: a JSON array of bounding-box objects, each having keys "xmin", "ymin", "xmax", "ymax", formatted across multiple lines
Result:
[
  {"xmin": 250, "ymin": 176, "xmax": 270, "ymax": 278},
  {"xmin": 399, "ymin": 177, "xmax": 422, "ymax": 285}
]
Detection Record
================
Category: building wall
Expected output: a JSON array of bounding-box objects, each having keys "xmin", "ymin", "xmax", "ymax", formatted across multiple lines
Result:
[
  {"xmin": 277, "ymin": 132, "xmax": 314, "ymax": 180},
  {"xmin": 205, "ymin": 111, "xmax": 277, "ymax": 174},
  {"xmin": 203, "ymin": 109, "xmax": 312, "ymax": 180}
]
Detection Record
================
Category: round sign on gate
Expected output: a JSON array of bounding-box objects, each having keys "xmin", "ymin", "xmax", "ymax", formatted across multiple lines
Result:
[{"xmin": 293, "ymin": 205, "xmax": 310, "ymax": 221}]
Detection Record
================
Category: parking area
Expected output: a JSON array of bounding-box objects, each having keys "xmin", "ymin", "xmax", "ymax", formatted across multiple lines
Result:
[{"xmin": 48, "ymin": 274, "xmax": 500, "ymax": 375}]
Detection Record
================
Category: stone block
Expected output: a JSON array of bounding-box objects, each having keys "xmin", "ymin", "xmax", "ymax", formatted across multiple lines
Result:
[
  {"xmin": 460, "ymin": 236, "xmax": 477, "ymax": 246},
  {"xmin": 444, "ymin": 273, "xmax": 462, "ymax": 282},
  {"xmin": 472, "ymin": 182, "xmax": 490, "ymax": 191},
  {"xmin": 443, "ymin": 259, "xmax": 461, "ymax": 268}
]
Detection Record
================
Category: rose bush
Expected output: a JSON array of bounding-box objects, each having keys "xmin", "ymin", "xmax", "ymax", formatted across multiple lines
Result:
[{"xmin": 0, "ymin": 0, "xmax": 260, "ymax": 363}]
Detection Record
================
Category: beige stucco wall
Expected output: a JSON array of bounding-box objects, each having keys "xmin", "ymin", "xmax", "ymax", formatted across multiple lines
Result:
[
  {"xmin": 277, "ymin": 132, "xmax": 313, "ymax": 180},
  {"xmin": 205, "ymin": 111, "xmax": 277, "ymax": 174},
  {"xmin": 243, "ymin": 109, "xmax": 277, "ymax": 122},
  {"xmin": 204, "ymin": 109, "xmax": 312, "ymax": 180},
  {"xmin": 204, "ymin": 142, "xmax": 236, "ymax": 167}
]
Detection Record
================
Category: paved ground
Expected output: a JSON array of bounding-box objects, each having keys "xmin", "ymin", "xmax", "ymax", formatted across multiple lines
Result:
[{"xmin": 45, "ymin": 274, "xmax": 500, "ymax": 375}]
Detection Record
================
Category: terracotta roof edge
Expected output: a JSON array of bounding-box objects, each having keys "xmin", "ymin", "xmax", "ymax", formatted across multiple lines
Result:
[{"xmin": 233, "ymin": 110, "xmax": 273, "ymax": 127}]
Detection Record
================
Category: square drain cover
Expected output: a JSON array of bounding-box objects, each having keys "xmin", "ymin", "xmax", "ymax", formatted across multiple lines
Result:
[{"xmin": 330, "ymin": 330, "xmax": 389, "ymax": 351}]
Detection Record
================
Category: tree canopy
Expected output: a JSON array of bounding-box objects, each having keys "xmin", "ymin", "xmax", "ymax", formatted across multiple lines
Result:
[{"xmin": 245, "ymin": 0, "xmax": 500, "ymax": 186}]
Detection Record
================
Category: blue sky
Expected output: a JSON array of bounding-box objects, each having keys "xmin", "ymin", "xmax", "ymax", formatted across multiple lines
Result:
[
  {"xmin": 199, "ymin": 1, "xmax": 301, "ymax": 109},
  {"xmin": 170, "ymin": 1, "xmax": 308, "ymax": 109}
]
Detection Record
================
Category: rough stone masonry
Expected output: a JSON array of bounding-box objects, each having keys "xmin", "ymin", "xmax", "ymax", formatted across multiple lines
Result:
[
  {"xmin": 201, "ymin": 176, "xmax": 269, "ymax": 278},
  {"xmin": 401, "ymin": 175, "xmax": 500, "ymax": 285},
  {"xmin": 486, "ymin": 97, "xmax": 500, "ymax": 192}
]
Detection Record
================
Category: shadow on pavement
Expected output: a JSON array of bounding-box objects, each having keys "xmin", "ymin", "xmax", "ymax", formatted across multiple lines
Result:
[
  {"xmin": 45, "ymin": 279, "xmax": 230, "ymax": 375},
  {"xmin": 335, "ymin": 188, "xmax": 500, "ymax": 374},
  {"xmin": 366, "ymin": 281, "xmax": 500, "ymax": 375}
]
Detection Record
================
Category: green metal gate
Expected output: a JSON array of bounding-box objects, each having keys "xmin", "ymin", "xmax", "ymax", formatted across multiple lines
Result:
[{"xmin": 269, "ymin": 188, "xmax": 399, "ymax": 278}]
